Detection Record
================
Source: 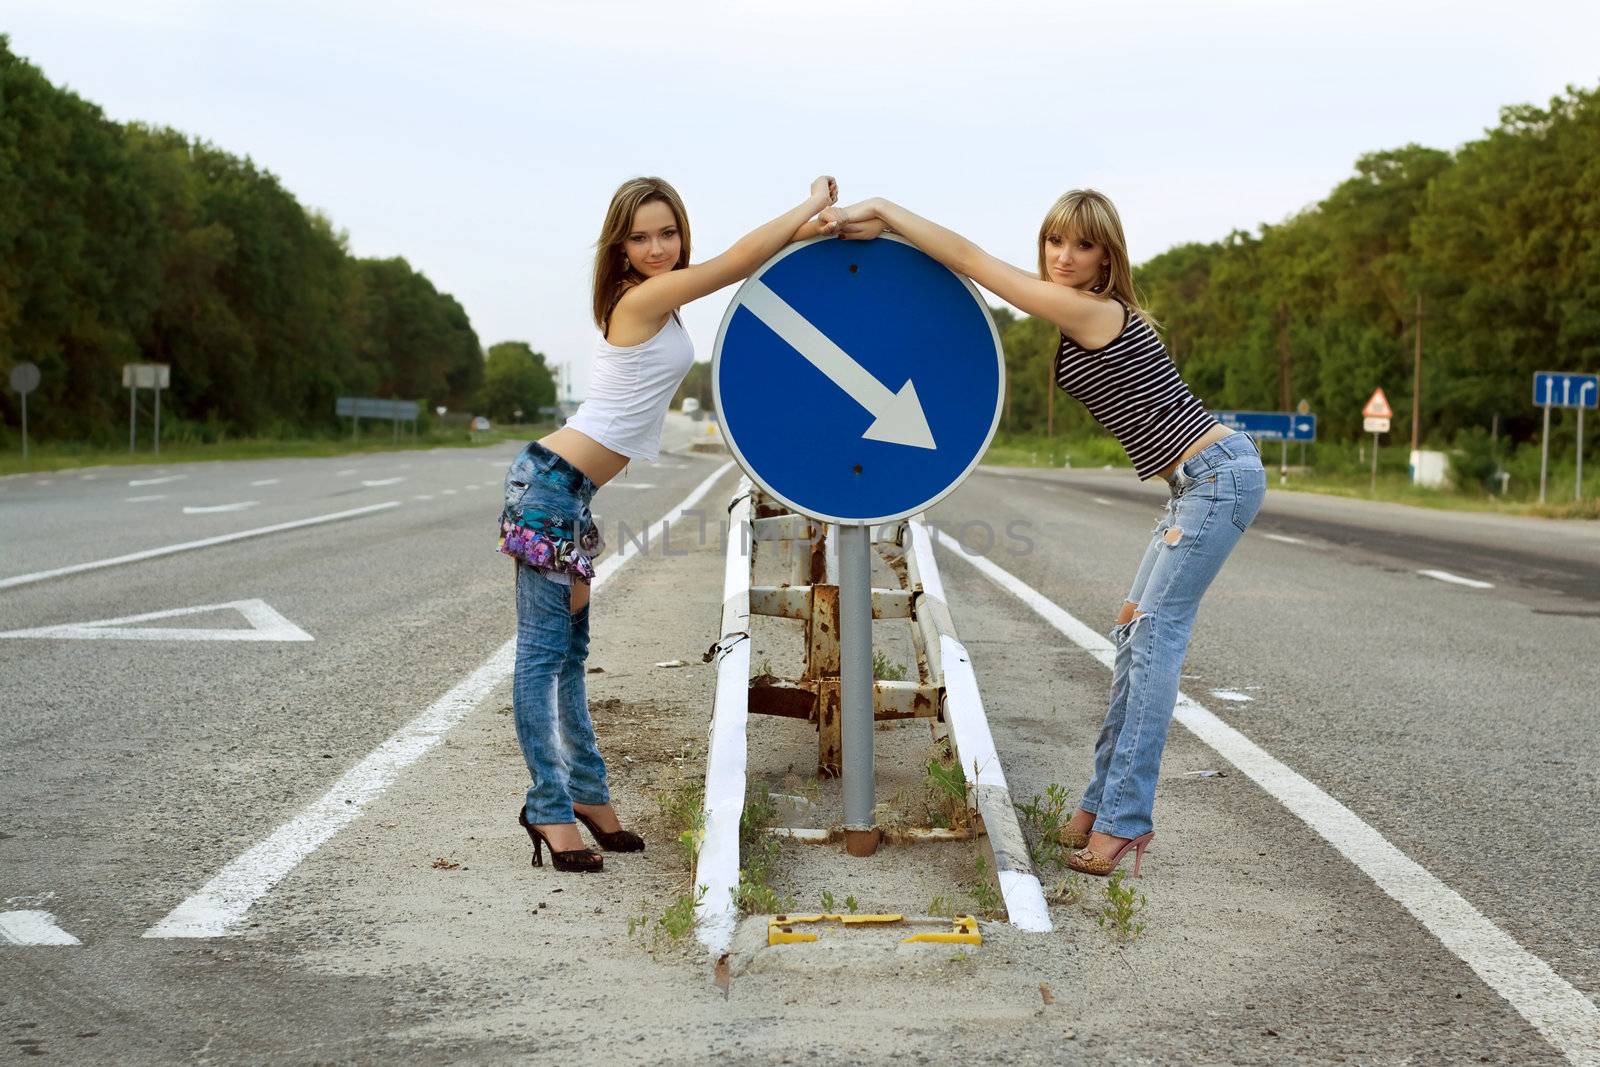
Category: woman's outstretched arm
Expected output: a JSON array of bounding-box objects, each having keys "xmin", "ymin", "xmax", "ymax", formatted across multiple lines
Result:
[
  {"xmin": 612, "ymin": 176, "xmax": 837, "ymax": 327},
  {"xmin": 823, "ymin": 198, "xmax": 1116, "ymax": 340}
]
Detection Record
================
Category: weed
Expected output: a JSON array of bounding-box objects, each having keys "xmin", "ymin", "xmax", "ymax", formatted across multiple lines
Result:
[
  {"xmin": 947, "ymin": 949, "xmax": 971, "ymax": 963},
  {"xmin": 871, "ymin": 650, "xmax": 907, "ymax": 681},
  {"xmin": 928, "ymin": 894, "xmax": 956, "ymax": 918},
  {"xmin": 733, "ymin": 782, "xmax": 794, "ymax": 915},
  {"xmin": 966, "ymin": 856, "xmax": 1005, "ymax": 919},
  {"xmin": 844, "ymin": 895, "xmax": 858, "ymax": 914},
  {"xmin": 655, "ymin": 780, "xmax": 706, "ymax": 872},
  {"xmin": 756, "ymin": 656, "xmax": 775, "ymax": 678},
  {"xmin": 922, "ymin": 744, "xmax": 970, "ymax": 831},
  {"xmin": 1098, "ymin": 870, "xmax": 1147, "ymax": 943},
  {"xmin": 820, "ymin": 890, "xmax": 836, "ymax": 913},
  {"xmin": 630, "ymin": 886, "xmax": 707, "ymax": 946},
  {"xmin": 1017, "ymin": 783, "xmax": 1073, "ymax": 871}
]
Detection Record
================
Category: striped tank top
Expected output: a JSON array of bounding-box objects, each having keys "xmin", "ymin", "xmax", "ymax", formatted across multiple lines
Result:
[{"xmin": 1054, "ymin": 302, "xmax": 1218, "ymax": 480}]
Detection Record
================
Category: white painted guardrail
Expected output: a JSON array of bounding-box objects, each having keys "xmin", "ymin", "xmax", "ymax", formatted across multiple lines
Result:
[
  {"xmin": 904, "ymin": 517, "xmax": 1051, "ymax": 933},
  {"xmin": 695, "ymin": 479, "xmax": 754, "ymax": 954}
]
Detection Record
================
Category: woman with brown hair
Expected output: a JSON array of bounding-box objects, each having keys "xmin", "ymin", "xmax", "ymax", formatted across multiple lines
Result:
[
  {"xmin": 501, "ymin": 174, "xmax": 837, "ymax": 873},
  {"xmin": 823, "ymin": 190, "xmax": 1266, "ymax": 878}
]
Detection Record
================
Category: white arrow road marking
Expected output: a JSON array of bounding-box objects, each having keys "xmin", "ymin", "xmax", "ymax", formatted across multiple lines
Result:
[
  {"xmin": 1419, "ymin": 569, "xmax": 1494, "ymax": 590},
  {"xmin": 0, "ymin": 599, "xmax": 313, "ymax": 642},
  {"xmin": 145, "ymin": 461, "xmax": 736, "ymax": 938},
  {"xmin": 361, "ymin": 477, "xmax": 403, "ymax": 487},
  {"xmin": 738, "ymin": 280, "xmax": 936, "ymax": 449},
  {"xmin": 0, "ymin": 911, "xmax": 80, "ymax": 946},
  {"xmin": 128, "ymin": 475, "xmax": 185, "ymax": 487},
  {"xmin": 182, "ymin": 501, "xmax": 259, "ymax": 514}
]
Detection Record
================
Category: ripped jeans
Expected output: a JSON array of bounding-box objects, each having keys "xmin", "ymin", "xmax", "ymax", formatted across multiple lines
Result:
[{"xmin": 1080, "ymin": 432, "xmax": 1267, "ymax": 839}]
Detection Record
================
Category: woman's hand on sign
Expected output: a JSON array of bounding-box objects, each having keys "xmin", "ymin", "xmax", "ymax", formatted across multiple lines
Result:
[{"xmin": 820, "ymin": 199, "xmax": 888, "ymax": 240}]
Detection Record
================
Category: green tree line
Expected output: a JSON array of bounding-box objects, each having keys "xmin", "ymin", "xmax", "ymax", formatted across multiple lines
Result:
[
  {"xmin": 0, "ymin": 37, "xmax": 485, "ymax": 445},
  {"xmin": 998, "ymin": 83, "xmax": 1600, "ymax": 458}
]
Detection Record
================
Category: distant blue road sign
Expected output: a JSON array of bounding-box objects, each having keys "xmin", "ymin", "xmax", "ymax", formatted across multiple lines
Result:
[
  {"xmin": 1214, "ymin": 410, "xmax": 1317, "ymax": 442},
  {"xmin": 713, "ymin": 236, "xmax": 1004, "ymax": 525},
  {"xmin": 1533, "ymin": 372, "xmax": 1599, "ymax": 409}
]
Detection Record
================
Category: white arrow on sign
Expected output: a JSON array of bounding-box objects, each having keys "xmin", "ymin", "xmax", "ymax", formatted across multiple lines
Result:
[
  {"xmin": 0, "ymin": 599, "xmax": 313, "ymax": 642},
  {"xmin": 737, "ymin": 280, "xmax": 936, "ymax": 449}
]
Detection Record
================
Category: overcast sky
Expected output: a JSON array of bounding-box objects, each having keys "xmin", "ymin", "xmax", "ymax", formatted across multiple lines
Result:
[{"xmin": 8, "ymin": 1, "xmax": 1598, "ymax": 399}]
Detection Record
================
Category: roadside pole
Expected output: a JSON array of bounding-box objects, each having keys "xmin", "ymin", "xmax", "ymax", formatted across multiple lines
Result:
[
  {"xmin": 1577, "ymin": 404, "xmax": 1585, "ymax": 502},
  {"xmin": 837, "ymin": 523, "xmax": 877, "ymax": 856},
  {"xmin": 10, "ymin": 363, "xmax": 40, "ymax": 461},
  {"xmin": 1362, "ymin": 388, "xmax": 1392, "ymax": 494}
]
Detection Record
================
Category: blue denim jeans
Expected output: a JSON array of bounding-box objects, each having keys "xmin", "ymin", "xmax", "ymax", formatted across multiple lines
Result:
[
  {"xmin": 504, "ymin": 442, "xmax": 610, "ymax": 825},
  {"xmin": 1080, "ymin": 432, "xmax": 1267, "ymax": 838}
]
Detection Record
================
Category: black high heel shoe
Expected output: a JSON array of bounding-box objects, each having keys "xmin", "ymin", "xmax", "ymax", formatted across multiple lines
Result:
[
  {"xmin": 518, "ymin": 809, "xmax": 603, "ymax": 873},
  {"xmin": 574, "ymin": 809, "xmax": 645, "ymax": 853}
]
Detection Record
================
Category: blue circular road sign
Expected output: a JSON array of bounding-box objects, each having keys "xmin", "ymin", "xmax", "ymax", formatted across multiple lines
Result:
[{"xmin": 713, "ymin": 236, "xmax": 1004, "ymax": 525}]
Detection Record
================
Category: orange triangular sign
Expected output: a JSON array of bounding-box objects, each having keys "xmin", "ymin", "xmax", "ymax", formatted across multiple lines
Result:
[{"xmin": 1362, "ymin": 388, "xmax": 1393, "ymax": 419}]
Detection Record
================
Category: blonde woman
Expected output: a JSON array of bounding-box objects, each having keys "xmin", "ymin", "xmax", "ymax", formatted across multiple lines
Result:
[
  {"xmin": 500, "ymin": 174, "xmax": 837, "ymax": 873},
  {"xmin": 824, "ymin": 191, "xmax": 1266, "ymax": 878}
]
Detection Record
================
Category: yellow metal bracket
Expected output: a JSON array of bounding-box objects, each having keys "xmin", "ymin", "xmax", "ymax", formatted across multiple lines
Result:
[
  {"xmin": 767, "ymin": 913, "xmax": 905, "ymax": 945},
  {"xmin": 901, "ymin": 915, "xmax": 982, "ymax": 945},
  {"xmin": 766, "ymin": 913, "xmax": 981, "ymax": 946}
]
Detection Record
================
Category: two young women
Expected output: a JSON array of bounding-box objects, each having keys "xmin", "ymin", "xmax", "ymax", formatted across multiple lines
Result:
[{"xmin": 500, "ymin": 177, "xmax": 1265, "ymax": 878}]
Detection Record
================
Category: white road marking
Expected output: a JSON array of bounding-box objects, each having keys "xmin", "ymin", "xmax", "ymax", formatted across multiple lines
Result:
[
  {"xmin": 128, "ymin": 475, "xmax": 185, "ymax": 487},
  {"xmin": 79, "ymin": 474, "xmax": 97, "ymax": 481},
  {"xmin": 0, "ymin": 911, "xmax": 80, "ymax": 946},
  {"xmin": 1264, "ymin": 533, "xmax": 1307, "ymax": 546},
  {"xmin": 1210, "ymin": 689, "xmax": 1253, "ymax": 703},
  {"xmin": 361, "ymin": 477, "xmax": 403, "ymax": 487},
  {"xmin": 146, "ymin": 461, "xmax": 737, "ymax": 938},
  {"xmin": 935, "ymin": 531, "xmax": 1600, "ymax": 1067},
  {"xmin": 463, "ymin": 484, "xmax": 480, "ymax": 490},
  {"xmin": 250, "ymin": 478, "xmax": 281, "ymax": 487},
  {"xmin": 441, "ymin": 488, "xmax": 457, "ymax": 495},
  {"xmin": 1, "ymin": 599, "xmax": 312, "ymax": 642},
  {"xmin": 0, "ymin": 502, "xmax": 400, "ymax": 591},
  {"xmin": 1419, "ymin": 569, "xmax": 1494, "ymax": 590},
  {"xmin": 609, "ymin": 483, "xmax": 657, "ymax": 490},
  {"xmin": 125, "ymin": 494, "xmax": 168, "ymax": 503},
  {"xmin": 1092, "ymin": 497, "xmax": 1114, "ymax": 506},
  {"xmin": 413, "ymin": 494, "xmax": 434, "ymax": 501},
  {"xmin": 182, "ymin": 501, "xmax": 259, "ymax": 514},
  {"xmin": 335, "ymin": 468, "xmax": 356, "ymax": 476}
]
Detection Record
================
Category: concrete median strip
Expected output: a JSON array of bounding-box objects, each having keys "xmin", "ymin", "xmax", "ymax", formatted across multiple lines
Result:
[
  {"xmin": 145, "ymin": 461, "xmax": 735, "ymax": 939},
  {"xmin": 936, "ymin": 530, "xmax": 1600, "ymax": 1067}
]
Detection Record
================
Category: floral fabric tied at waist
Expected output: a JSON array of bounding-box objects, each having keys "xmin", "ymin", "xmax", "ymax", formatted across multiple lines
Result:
[{"xmin": 497, "ymin": 509, "xmax": 605, "ymax": 582}]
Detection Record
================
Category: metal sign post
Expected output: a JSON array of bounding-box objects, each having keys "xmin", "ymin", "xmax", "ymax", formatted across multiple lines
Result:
[
  {"xmin": 714, "ymin": 235, "xmax": 1005, "ymax": 858},
  {"xmin": 122, "ymin": 364, "xmax": 171, "ymax": 454},
  {"xmin": 10, "ymin": 363, "xmax": 40, "ymax": 460},
  {"xmin": 1532, "ymin": 372, "xmax": 1598, "ymax": 504},
  {"xmin": 1362, "ymin": 389, "xmax": 1393, "ymax": 493}
]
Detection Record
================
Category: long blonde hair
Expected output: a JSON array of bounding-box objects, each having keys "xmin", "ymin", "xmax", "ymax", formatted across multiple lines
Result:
[
  {"xmin": 1036, "ymin": 189, "xmax": 1159, "ymax": 328},
  {"xmin": 591, "ymin": 176, "xmax": 692, "ymax": 330}
]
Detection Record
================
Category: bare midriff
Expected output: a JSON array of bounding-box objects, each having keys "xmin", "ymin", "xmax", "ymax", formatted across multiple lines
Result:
[
  {"xmin": 538, "ymin": 427, "xmax": 630, "ymax": 489},
  {"xmin": 1156, "ymin": 422, "xmax": 1233, "ymax": 481}
]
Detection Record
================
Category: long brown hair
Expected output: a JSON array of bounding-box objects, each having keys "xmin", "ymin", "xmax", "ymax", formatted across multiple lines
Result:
[
  {"xmin": 1036, "ymin": 189, "xmax": 1160, "ymax": 329},
  {"xmin": 591, "ymin": 177, "xmax": 692, "ymax": 330}
]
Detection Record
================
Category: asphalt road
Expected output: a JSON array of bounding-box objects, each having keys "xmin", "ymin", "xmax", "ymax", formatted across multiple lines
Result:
[{"xmin": 2, "ymin": 431, "xmax": 1596, "ymax": 1064}]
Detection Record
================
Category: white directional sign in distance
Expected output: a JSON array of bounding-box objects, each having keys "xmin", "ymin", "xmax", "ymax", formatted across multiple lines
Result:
[{"xmin": 714, "ymin": 236, "xmax": 1004, "ymax": 525}]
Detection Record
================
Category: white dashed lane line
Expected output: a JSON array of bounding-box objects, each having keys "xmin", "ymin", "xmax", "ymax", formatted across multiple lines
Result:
[
  {"xmin": 1210, "ymin": 689, "xmax": 1253, "ymax": 702},
  {"xmin": 1419, "ymin": 569, "xmax": 1494, "ymax": 589},
  {"xmin": 361, "ymin": 478, "xmax": 403, "ymax": 487},
  {"xmin": 1263, "ymin": 533, "xmax": 1308, "ymax": 546},
  {"xmin": 0, "ymin": 502, "xmax": 400, "ymax": 590},
  {"xmin": 182, "ymin": 502, "xmax": 260, "ymax": 515},
  {"xmin": 126, "ymin": 494, "xmax": 168, "ymax": 503},
  {"xmin": 1092, "ymin": 497, "xmax": 1114, "ymax": 506},
  {"xmin": 128, "ymin": 475, "xmax": 185, "ymax": 487},
  {"xmin": 250, "ymin": 478, "xmax": 281, "ymax": 487}
]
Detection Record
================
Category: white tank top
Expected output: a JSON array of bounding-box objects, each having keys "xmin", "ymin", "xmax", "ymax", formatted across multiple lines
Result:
[{"xmin": 564, "ymin": 314, "xmax": 695, "ymax": 462}]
